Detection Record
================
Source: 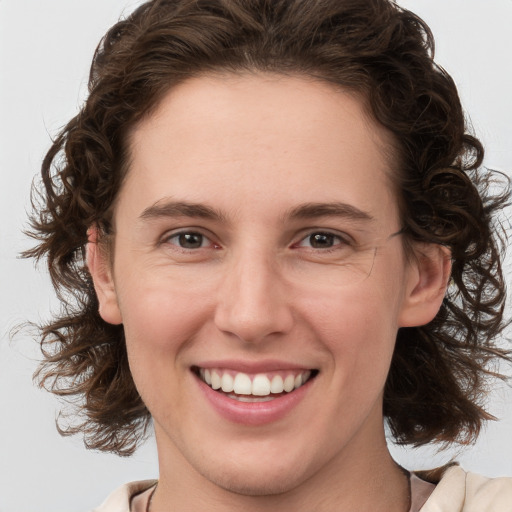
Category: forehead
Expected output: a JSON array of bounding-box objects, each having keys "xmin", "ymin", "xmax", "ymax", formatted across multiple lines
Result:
[{"xmin": 122, "ymin": 73, "xmax": 399, "ymax": 228}]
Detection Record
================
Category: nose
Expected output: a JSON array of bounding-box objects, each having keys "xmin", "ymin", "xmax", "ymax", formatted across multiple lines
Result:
[{"xmin": 213, "ymin": 250, "xmax": 294, "ymax": 344}]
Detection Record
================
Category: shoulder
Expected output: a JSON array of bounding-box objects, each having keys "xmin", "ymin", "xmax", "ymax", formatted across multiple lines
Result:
[
  {"xmin": 91, "ymin": 480, "xmax": 157, "ymax": 512},
  {"xmin": 464, "ymin": 471, "xmax": 512, "ymax": 511},
  {"xmin": 419, "ymin": 465, "xmax": 512, "ymax": 512}
]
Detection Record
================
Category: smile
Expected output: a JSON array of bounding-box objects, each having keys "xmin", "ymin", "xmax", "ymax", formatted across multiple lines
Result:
[{"xmin": 195, "ymin": 367, "xmax": 316, "ymax": 401}]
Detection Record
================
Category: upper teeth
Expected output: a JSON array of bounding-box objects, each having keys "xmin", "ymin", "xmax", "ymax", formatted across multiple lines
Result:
[{"xmin": 199, "ymin": 368, "xmax": 312, "ymax": 396}]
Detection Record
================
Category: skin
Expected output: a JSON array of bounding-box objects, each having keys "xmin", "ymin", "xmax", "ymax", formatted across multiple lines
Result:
[{"xmin": 89, "ymin": 73, "xmax": 450, "ymax": 511}]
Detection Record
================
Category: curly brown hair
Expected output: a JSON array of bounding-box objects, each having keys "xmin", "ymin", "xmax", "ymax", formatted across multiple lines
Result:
[{"xmin": 25, "ymin": 0, "xmax": 510, "ymax": 456}]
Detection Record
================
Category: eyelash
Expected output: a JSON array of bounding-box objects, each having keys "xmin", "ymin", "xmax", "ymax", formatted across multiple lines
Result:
[
  {"xmin": 162, "ymin": 230, "xmax": 218, "ymax": 250},
  {"xmin": 293, "ymin": 231, "xmax": 351, "ymax": 252}
]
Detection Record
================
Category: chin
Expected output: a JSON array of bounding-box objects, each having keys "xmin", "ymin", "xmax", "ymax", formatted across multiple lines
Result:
[
  {"xmin": 199, "ymin": 465, "xmax": 306, "ymax": 497},
  {"xmin": 185, "ymin": 443, "xmax": 314, "ymax": 498}
]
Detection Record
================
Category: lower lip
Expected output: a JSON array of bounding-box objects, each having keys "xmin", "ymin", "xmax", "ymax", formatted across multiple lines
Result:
[{"xmin": 195, "ymin": 373, "xmax": 314, "ymax": 426}]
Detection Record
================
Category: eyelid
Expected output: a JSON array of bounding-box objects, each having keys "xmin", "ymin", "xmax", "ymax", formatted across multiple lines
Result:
[
  {"xmin": 160, "ymin": 227, "xmax": 221, "ymax": 249},
  {"xmin": 292, "ymin": 228, "xmax": 354, "ymax": 248}
]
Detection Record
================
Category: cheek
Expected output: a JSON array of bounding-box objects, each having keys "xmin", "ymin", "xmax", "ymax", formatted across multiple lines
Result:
[
  {"xmin": 115, "ymin": 274, "xmax": 215, "ymax": 385},
  {"xmin": 303, "ymin": 274, "xmax": 404, "ymax": 385},
  {"xmin": 116, "ymin": 278, "xmax": 208, "ymax": 413},
  {"xmin": 306, "ymin": 273, "xmax": 403, "ymax": 343}
]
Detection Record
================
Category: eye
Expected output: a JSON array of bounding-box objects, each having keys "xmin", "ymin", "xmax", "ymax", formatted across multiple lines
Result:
[
  {"xmin": 165, "ymin": 231, "xmax": 212, "ymax": 249},
  {"xmin": 296, "ymin": 231, "xmax": 348, "ymax": 250}
]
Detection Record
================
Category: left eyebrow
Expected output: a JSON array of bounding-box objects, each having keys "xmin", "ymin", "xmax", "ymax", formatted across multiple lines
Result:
[{"xmin": 285, "ymin": 202, "xmax": 374, "ymax": 223}]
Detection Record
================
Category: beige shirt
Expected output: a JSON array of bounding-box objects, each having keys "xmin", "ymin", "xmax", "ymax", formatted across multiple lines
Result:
[
  {"xmin": 92, "ymin": 466, "xmax": 512, "ymax": 512},
  {"xmin": 419, "ymin": 466, "xmax": 512, "ymax": 512}
]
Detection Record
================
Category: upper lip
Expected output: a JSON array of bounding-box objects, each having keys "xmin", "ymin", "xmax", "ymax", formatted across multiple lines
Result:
[{"xmin": 192, "ymin": 359, "xmax": 315, "ymax": 373}]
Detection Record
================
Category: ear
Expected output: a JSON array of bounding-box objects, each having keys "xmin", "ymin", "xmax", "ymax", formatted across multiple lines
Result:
[
  {"xmin": 86, "ymin": 226, "xmax": 123, "ymax": 325},
  {"xmin": 398, "ymin": 243, "xmax": 451, "ymax": 327}
]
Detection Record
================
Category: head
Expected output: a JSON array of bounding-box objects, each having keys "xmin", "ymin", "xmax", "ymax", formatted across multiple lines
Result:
[{"xmin": 28, "ymin": 0, "xmax": 509, "ymax": 468}]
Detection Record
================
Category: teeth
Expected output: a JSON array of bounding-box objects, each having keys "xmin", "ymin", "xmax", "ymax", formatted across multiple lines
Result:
[
  {"xmin": 228, "ymin": 394, "xmax": 274, "ymax": 402},
  {"xmin": 283, "ymin": 375, "xmax": 295, "ymax": 392},
  {"xmin": 221, "ymin": 373, "xmax": 234, "ymax": 392},
  {"xmin": 252, "ymin": 374, "xmax": 271, "ymax": 396},
  {"xmin": 233, "ymin": 373, "xmax": 252, "ymax": 395},
  {"xmin": 211, "ymin": 371, "xmax": 221, "ymax": 390},
  {"xmin": 199, "ymin": 368, "xmax": 313, "ymax": 397},
  {"xmin": 270, "ymin": 375, "xmax": 284, "ymax": 394}
]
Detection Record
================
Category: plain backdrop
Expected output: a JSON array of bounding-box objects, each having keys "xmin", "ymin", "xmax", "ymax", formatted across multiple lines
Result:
[{"xmin": 1, "ymin": 1, "xmax": 511, "ymax": 511}]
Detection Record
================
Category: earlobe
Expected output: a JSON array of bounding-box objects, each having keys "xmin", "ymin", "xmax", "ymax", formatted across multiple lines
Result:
[
  {"xmin": 86, "ymin": 226, "xmax": 123, "ymax": 325},
  {"xmin": 398, "ymin": 243, "xmax": 451, "ymax": 327}
]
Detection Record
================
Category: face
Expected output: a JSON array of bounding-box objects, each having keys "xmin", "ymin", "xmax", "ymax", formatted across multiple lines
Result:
[{"xmin": 91, "ymin": 74, "xmax": 443, "ymax": 496}]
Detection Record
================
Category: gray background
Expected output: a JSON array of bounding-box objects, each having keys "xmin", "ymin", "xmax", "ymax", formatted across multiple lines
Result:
[{"xmin": 1, "ymin": 1, "xmax": 511, "ymax": 511}]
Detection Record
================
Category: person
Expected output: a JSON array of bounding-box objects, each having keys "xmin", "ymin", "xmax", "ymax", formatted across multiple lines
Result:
[{"xmin": 25, "ymin": 0, "xmax": 512, "ymax": 510}]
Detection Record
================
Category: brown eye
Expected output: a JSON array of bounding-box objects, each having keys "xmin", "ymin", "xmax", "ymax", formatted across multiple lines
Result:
[
  {"xmin": 179, "ymin": 233, "xmax": 203, "ymax": 248},
  {"xmin": 308, "ymin": 233, "xmax": 336, "ymax": 248},
  {"xmin": 167, "ymin": 232, "xmax": 207, "ymax": 249},
  {"xmin": 293, "ymin": 230, "xmax": 355, "ymax": 253}
]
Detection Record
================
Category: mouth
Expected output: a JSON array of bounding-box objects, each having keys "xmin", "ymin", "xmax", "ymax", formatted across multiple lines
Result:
[{"xmin": 192, "ymin": 366, "xmax": 318, "ymax": 402}]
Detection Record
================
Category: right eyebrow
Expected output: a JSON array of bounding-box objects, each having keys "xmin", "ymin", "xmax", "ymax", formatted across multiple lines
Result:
[{"xmin": 139, "ymin": 200, "xmax": 226, "ymax": 222}]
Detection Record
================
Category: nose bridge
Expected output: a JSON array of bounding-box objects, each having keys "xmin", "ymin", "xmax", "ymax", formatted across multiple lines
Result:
[{"xmin": 214, "ymin": 244, "xmax": 293, "ymax": 343}]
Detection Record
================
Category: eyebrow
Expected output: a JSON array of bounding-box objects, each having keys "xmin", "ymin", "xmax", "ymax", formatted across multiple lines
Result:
[
  {"xmin": 285, "ymin": 202, "xmax": 374, "ymax": 223},
  {"xmin": 139, "ymin": 199, "xmax": 373, "ymax": 224},
  {"xmin": 139, "ymin": 200, "xmax": 226, "ymax": 222}
]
